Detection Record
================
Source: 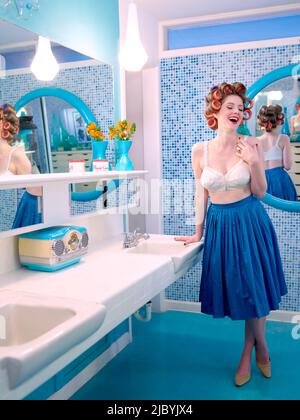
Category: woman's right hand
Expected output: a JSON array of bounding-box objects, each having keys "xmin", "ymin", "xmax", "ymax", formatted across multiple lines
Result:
[{"xmin": 174, "ymin": 234, "xmax": 202, "ymax": 246}]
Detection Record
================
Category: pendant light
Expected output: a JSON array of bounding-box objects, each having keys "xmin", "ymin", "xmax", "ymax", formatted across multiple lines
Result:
[
  {"xmin": 119, "ymin": 1, "xmax": 148, "ymax": 72},
  {"xmin": 31, "ymin": 36, "xmax": 59, "ymax": 81}
]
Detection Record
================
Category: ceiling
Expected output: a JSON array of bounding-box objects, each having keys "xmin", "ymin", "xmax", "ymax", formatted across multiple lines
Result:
[
  {"xmin": 0, "ymin": 1, "xmax": 298, "ymax": 51},
  {"xmin": 135, "ymin": 0, "xmax": 299, "ymax": 21}
]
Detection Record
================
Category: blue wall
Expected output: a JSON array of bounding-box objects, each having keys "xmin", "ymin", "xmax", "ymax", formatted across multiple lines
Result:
[
  {"xmin": 0, "ymin": 0, "xmax": 121, "ymax": 119},
  {"xmin": 168, "ymin": 14, "xmax": 300, "ymax": 50},
  {"xmin": 161, "ymin": 43, "xmax": 300, "ymax": 312},
  {"xmin": 0, "ymin": 0, "xmax": 119, "ymax": 65}
]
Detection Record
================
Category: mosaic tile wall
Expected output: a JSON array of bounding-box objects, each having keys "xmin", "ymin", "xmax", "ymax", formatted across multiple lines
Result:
[
  {"xmin": 0, "ymin": 189, "xmax": 18, "ymax": 231},
  {"xmin": 0, "ymin": 63, "xmax": 115, "ymax": 230},
  {"xmin": 161, "ymin": 43, "xmax": 300, "ymax": 312}
]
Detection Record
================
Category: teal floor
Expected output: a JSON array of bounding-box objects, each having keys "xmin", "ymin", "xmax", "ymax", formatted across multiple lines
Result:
[{"xmin": 72, "ymin": 311, "xmax": 300, "ymax": 400}]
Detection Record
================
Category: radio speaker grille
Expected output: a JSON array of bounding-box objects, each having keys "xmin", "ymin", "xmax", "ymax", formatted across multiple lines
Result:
[
  {"xmin": 53, "ymin": 240, "xmax": 65, "ymax": 256},
  {"xmin": 81, "ymin": 232, "xmax": 89, "ymax": 248}
]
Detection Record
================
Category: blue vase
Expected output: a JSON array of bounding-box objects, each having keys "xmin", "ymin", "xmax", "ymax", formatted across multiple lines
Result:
[
  {"xmin": 115, "ymin": 140, "xmax": 134, "ymax": 171},
  {"xmin": 90, "ymin": 141, "xmax": 111, "ymax": 170},
  {"xmin": 281, "ymin": 107, "xmax": 290, "ymax": 136}
]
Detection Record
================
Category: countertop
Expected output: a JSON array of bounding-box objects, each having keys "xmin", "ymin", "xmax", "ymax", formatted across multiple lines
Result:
[{"xmin": 0, "ymin": 234, "xmax": 195, "ymax": 399}]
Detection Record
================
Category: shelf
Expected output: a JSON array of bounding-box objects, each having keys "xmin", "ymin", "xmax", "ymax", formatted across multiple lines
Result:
[{"xmin": 0, "ymin": 170, "xmax": 148, "ymax": 190}]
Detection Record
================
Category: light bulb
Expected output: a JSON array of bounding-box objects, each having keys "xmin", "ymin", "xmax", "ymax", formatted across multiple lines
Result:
[
  {"xmin": 119, "ymin": 2, "xmax": 148, "ymax": 72},
  {"xmin": 31, "ymin": 36, "xmax": 59, "ymax": 81}
]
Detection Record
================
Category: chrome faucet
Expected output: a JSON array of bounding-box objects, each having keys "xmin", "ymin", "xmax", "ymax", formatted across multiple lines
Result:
[{"xmin": 123, "ymin": 228, "xmax": 150, "ymax": 248}]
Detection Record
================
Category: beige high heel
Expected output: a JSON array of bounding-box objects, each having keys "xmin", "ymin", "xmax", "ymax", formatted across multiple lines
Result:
[
  {"xmin": 254, "ymin": 340, "xmax": 271, "ymax": 378},
  {"xmin": 256, "ymin": 359, "xmax": 271, "ymax": 379},
  {"xmin": 234, "ymin": 372, "xmax": 251, "ymax": 387}
]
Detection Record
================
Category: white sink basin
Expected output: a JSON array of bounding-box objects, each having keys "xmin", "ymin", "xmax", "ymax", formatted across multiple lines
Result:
[
  {"xmin": 0, "ymin": 290, "xmax": 106, "ymax": 390},
  {"xmin": 127, "ymin": 242, "xmax": 188, "ymax": 256},
  {"xmin": 0, "ymin": 304, "xmax": 75, "ymax": 347},
  {"xmin": 125, "ymin": 235, "xmax": 204, "ymax": 273}
]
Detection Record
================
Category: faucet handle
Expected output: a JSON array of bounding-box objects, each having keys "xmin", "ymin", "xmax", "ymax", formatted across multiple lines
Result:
[{"xmin": 123, "ymin": 232, "xmax": 133, "ymax": 240}]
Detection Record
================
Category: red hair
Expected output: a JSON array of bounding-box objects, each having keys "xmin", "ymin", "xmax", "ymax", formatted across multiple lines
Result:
[
  {"xmin": 204, "ymin": 82, "xmax": 253, "ymax": 131},
  {"xmin": 0, "ymin": 104, "xmax": 19, "ymax": 144},
  {"xmin": 257, "ymin": 105, "xmax": 284, "ymax": 133}
]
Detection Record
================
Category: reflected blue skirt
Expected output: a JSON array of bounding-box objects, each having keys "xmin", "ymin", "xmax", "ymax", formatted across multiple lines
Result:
[
  {"xmin": 12, "ymin": 192, "xmax": 42, "ymax": 229},
  {"xmin": 265, "ymin": 167, "xmax": 297, "ymax": 201},
  {"xmin": 199, "ymin": 195, "xmax": 287, "ymax": 321}
]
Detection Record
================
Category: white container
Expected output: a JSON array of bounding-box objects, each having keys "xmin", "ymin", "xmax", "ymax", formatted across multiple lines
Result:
[
  {"xmin": 93, "ymin": 159, "xmax": 109, "ymax": 172},
  {"xmin": 69, "ymin": 160, "xmax": 85, "ymax": 173}
]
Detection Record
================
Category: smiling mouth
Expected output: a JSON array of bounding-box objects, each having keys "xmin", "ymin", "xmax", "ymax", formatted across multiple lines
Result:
[{"xmin": 228, "ymin": 117, "xmax": 239, "ymax": 123}]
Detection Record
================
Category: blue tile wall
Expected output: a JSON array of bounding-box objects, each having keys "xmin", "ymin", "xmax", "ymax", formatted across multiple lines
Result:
[
  {"xmin": 0, "ymin": 63, "xmax": 115, "ymax": 165},
  {"xmin": 161, "ymin": 43, "xmax": 300, "ymax": 312},
  {"xmin": 0, "ymin": 189, "xmax": 18, "ymax": 231}
]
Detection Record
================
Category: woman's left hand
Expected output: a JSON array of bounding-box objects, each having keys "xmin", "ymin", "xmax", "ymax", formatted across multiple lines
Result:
[{"xmin": 236, "ymin": 138, "xmax": 259, "ymax": 166}]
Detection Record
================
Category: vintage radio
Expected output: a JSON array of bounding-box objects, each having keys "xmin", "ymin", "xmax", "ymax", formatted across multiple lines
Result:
[{"xmin": 19, "ymin": 226, "xmax": 89, "ymax": 272}]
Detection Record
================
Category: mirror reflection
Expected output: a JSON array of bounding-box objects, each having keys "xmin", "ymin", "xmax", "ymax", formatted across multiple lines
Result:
[
  {"xmin": 249, "ymin": 76, "xmax": 300, "ymax": 201},
  {"xmin": 0, "ymin": 103, "xmax": 43, "ymax": 231},
  {"xmin": 17, "ymin": 98, "xmax": 93, "ymax": 175},
  {"xmin": 0, "ymin": 19, "xmax": 114, "ymax": 232}
]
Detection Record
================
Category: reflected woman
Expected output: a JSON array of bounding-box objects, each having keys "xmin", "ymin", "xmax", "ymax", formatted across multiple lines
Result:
[
  {"xmin": 0, "ymin": 104, "xmax": 30, "ymax": 176},
  {"xmin": 0, "ymin": 103, "xmax": 42, "ymax": 228},
  {"xmin": 291, "ymin": 102, "xmax": 300, "ymax": 140},
  {"xmin": 175, "ymin": 83, "xmax": 287, "ymax": 387},
  {"xmin": 257, "ymin": 105, "xmax": 297, "ymax": 201}
]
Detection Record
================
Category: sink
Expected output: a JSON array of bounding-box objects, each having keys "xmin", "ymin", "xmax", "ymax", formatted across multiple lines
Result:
[
  {"xmin": 127, "ymin": 242, "xmax": 188, "ymax": 256},
  {"xmin": 0, "ymin": 304, "xmax": 76, "ymax": 347},
  {"xmin": 0, "ymin": 290, "xmax": 106, "ymax": 390},
  {"xmin": 125, "ymin": 235, "xmax": 204, "ymax": 273}
]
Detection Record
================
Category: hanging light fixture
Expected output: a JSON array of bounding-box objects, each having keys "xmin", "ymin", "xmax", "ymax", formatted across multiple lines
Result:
[
  {"xmin": 1, "ymin": 0, "xmax": 40, "ymax": 19},
  {"xmin": 30, "ymin": 36, "xmax": 59, "ymax": 81},
  {"xmin": 119, "ymin": 1, "xmax": 148, "ymax": 72}
]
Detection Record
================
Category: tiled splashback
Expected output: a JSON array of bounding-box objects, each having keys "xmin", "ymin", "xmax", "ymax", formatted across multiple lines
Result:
[
  {"xmin": 161, "ymin": 43, "xmax": 300, "ymax": 312},
  {"xmin": 0, "ymin": 63, "xmax": 115, "ymax": 230},
  {"xmin": 0, "ymin": 63, "xmax": 115, "ymax": 164}
]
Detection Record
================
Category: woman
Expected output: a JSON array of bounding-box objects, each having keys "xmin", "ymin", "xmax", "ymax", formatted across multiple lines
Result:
[
  {"xmin": 257, "ymin": 105, "xmax": 297, "ymax": 201},
  {"xmin": 0, "ymin": 104, "xmax": 30, "ymax": 176},
  {"xmin": 291, "ymin": 102, "xmax": 300, "ymax": 139},
  {"xmin": 0, "ymin": 103, "xmax": 42, "ymax": 228},
  {"xmin": 175, "ymin": 83, "xmax": 287, "ymax": 387}
]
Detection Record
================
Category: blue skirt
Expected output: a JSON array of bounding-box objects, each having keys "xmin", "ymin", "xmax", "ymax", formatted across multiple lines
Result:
[
  {"xmin": 12, "ymin": 191, "xmax": 42, "ymax": 229},
  {"xmin": 265, "ymin": 167, "xmax": 297, "ymax": 201},
  {"xmin": 199, "ymin": 195, "xmax": 287, "ymax": 321}
]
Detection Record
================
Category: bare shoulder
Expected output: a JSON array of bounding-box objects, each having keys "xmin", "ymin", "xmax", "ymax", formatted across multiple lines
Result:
[
  {"xmin": 192, "ymin": 141, "xmax": 209, "ymax": 171},
  {"xmin": 192, "ymin": 141, "xmax": 205, "ymax": 159},
  {"xmin": 192, "ymin": 141, "xmax": 205, "ymax": 152},
  {"xmin": 279, "ymin": 134, "xmax": 290, "ymax": 145},
  {"xmin": 12, "ymin": 149, "xmax": 31, "ymax": 175}
]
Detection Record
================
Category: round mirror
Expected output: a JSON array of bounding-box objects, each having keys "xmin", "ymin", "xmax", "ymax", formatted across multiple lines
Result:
[
  {"xmin": 246, "ymin": 64, "xmax": 300, "ymax": 211},
  {"xmin": 15, "ymin": 88, "xmax": 115, "ymax": 202}
]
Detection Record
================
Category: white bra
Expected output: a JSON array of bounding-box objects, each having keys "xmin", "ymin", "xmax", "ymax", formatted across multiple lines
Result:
[
  {"xmin": 293, "ymin": 120, "xmax": 300, "ymax": 129},
  {"xmin": 263, "ymin": 135, "xmax": 283, "ymax": 162},
  {"xmin": 201, "ymin": 140, "xmax": 251, "ymax": 193}
]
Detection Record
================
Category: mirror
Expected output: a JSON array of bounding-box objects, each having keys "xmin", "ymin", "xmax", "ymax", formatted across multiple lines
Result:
[
  {"xmin": 246, "ymin": 64, "xmax": 300, "ymax": 211},
  {"xmin": 0, "ymin": 19, "xmax": 116, "ymax": 231},
  {"xmin": 0, "ymin": 186, "xmax": 43, "ymax": 233}
]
